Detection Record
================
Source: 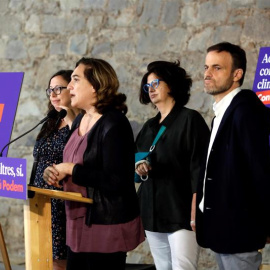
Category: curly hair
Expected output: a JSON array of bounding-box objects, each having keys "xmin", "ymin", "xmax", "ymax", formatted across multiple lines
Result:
[
  {"xmin": 75, "ymin": 57, "xmax": 127, "ymax": 114},
  {"xmin": 36, "ymin": 70, "xmax": 73, "ymax": 140},
  {"xmin": 139, "ymin": 60, "xmax": 192, "ymax": 107}
]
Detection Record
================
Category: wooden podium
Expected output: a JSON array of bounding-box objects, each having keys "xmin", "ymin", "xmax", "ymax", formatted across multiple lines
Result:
[{"xmin": 24, "ymin": 186, "xmax": 93, "ymax": 270}]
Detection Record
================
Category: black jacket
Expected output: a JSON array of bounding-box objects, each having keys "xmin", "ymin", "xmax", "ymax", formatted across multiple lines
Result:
[
  {"xmin": 69, "ymin": 109, "xmax": 140, "ymax": 225},
  {"xmin": 136, "ymin": 104, "xmax": 210, "ymax": 232},
  {"xmin": 196, "ymin": 90, "xmax": 270, "ymax": 253}
]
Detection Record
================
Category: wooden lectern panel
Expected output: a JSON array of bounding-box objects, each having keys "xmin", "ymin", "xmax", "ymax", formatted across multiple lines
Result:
[
  {"xmin": 24, "ymin": 192, "xmax": 52, "ymax": 270},
  {"xmin": 24, "ymin": 186, "xmax": 92, "ymax": 270}
]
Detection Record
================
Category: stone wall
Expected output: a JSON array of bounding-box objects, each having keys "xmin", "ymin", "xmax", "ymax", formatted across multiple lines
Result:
[{"xmin": 0, "ymin": 0, "xmax": 269, "ymax": 268}]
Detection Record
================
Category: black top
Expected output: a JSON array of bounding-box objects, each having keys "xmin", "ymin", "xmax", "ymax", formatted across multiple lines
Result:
[
  {"xmin": 70, "ymin": 109, "xmax": 140, "ymax": 225},
  {"xmin": 136, "ymin": 103, "xmax": 210, "ymax": 232},
  {"xmin": 33, "ymin": 126, "xmax": 69, "ymax": 259}
]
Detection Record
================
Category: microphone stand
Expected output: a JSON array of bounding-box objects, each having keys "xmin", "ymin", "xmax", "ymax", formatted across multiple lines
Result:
[
  {"xmin": 0, "ymin": 122, "xmax": 44, "ymax": 157},
  {"xmin": 0, "ymin": 109, "xmax": 58, "ymax": 157},
  {"xmin": 0, "ymin": 109, "xmax": 67, "ymax": 196},
  {"xmin": 0, "ymin": 110, "xmax": 60, "ymax": 197}
]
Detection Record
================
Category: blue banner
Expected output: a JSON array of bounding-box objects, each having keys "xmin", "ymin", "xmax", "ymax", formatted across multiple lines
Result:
[
  {"xmin": 253, "ymin": 47, "xmax": 270, "ymax": 108},
  {"xmin": 0, "ymin": 73, "xmax": 24, "ymax": 157},
  {"xmin": 0, "ymin": 157, "xmax": 27, "ymax": 200}
]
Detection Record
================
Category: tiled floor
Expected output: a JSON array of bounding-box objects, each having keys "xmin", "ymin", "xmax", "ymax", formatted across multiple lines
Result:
[{"xmin": 0, "ymin": 263, "xmax": 156, "ymax": 270}]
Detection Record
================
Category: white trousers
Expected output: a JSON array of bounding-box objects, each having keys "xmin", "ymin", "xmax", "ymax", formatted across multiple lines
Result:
[{"xmin": 145, "ymin": 229, "xmax": 200, "ymax": 270}]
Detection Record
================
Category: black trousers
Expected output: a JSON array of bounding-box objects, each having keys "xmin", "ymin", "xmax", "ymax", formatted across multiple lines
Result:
[{"xmin": 66, "ymin": 246, "xmax": 127, "ymax": 270}]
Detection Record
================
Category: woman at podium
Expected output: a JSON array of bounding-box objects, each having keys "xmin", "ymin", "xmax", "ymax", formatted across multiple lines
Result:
[
  {"xmin": 43, "ymin": 58, "xmax": 145, "ymax": 270},
  {"xmin": 31, "ymin": 70, "xmax": 79, "ymax": 265}
]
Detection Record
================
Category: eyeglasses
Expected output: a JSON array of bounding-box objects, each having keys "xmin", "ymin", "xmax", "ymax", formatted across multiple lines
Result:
[
  {"xmin": 46, "ymin": 86, "xmax": 67, "ymax": 96},
  {"xmin": 143, "ymin": 79, "xmax": 163, "ymax": 93}
]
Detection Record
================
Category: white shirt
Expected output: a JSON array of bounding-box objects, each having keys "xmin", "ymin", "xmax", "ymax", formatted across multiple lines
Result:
[{"xmin": 199, "ymin": 87, "xmax": 241, "ymax": 212}]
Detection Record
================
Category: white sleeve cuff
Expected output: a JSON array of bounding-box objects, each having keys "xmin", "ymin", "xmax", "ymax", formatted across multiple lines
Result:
[{"xmin": 135, "ymin": 159, "xmax": 150, "ymax": 170}]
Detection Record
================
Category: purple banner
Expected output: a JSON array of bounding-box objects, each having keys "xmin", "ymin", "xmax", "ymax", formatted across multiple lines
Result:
[
  {"xmin": 0, "ymin": 73, "xmax": 24, "ymax": 157},
  {"xmin": 0, "ymin": 157, "xmax": 27, "ymax": 200},
  {"xmin": 253, "ymin": 47, "xmax": 270, "ymax": 108}
]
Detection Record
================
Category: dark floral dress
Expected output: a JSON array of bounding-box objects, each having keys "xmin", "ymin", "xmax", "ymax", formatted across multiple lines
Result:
[{"xmin": 33, "ymin": 126, "xmax": 69, "ymax": 260}]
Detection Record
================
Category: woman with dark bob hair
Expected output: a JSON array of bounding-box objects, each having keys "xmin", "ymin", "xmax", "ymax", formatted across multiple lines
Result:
[
  {"xmin": 44, "ymin": 58, "xmax": 144, "ymax": 269},
  {"xmin": 135, "ymin": 61, "xmax": 209, "ymax": 270}
]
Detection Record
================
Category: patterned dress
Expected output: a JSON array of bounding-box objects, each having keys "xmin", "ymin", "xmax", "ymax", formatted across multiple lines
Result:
[{"xmin": 32, "ymin": 126, "xmax": 69, "ymax": 260}]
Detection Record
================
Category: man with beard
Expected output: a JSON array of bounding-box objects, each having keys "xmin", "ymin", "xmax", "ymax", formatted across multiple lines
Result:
[{"xmin": 195, "ymin": 42, "xmax": 270, "ymax": 270}]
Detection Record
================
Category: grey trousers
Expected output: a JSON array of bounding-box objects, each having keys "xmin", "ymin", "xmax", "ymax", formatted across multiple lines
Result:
[{"xmin": 215, "ymin": 251, "xmax": 262, "ymax": 270}]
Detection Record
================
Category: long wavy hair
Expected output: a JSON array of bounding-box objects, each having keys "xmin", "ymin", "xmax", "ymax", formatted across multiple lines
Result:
[
  {"xmin": 75, "ymin": 57, "xmax": 127, "ymax": 114},
  {"xmin": 36, "ymin": 70, "xmax": 73, "ymax": 140}
]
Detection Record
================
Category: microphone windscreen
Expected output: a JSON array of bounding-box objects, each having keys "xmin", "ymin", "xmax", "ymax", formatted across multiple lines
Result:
[
  {"xmin": 47, "ymin": 109, "xmax": 58, "ymax": 119},
  {"xmin": 58, "ymin": 109, "xmax": 67, "ymax": 119}
]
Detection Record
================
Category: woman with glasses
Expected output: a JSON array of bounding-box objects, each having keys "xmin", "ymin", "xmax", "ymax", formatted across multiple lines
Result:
[
  {"xmin": 43, "ymin": 58, "xmax": 144, "ymax": 270},
  {"xmin": 135, "ymin": 61, "xmax": 209, "ymax": 270},
  {"xmin": 31, "ymin": 70, "xmax": 79, "ymax": 269}
]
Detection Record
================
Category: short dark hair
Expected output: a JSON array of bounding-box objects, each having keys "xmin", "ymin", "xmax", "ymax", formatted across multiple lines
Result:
[
  {"xmin": 207, "ymin": 42, "xmax": 246, "ymax": 86},
  {"xmin": 75, "ymin": 57, "xmax": 127, "ymax": 114},
  {"xmin": 139, "ymin": 60, "xmax": 192, "ymax": 107}
]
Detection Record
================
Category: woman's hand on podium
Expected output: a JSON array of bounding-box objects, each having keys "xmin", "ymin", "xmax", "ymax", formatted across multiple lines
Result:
[{"xmin": 43, "ymin": 162, "xmax": 74, "ymax": 187}]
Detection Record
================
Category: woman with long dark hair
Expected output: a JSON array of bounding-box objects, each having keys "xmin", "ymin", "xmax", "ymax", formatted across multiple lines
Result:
[{"xmin": 31, "ymin": 70, "xmax": 79, "ymax": 268}]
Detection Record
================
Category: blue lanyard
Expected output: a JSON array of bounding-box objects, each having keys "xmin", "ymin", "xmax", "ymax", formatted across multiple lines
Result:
[{"xmin": 149, "ymin": 125, "xmax": 166, "ymax": 152}]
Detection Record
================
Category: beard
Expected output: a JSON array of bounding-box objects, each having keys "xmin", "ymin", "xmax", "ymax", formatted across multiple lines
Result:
[{"xmin": 204, "ymin": 74, "xmax": 234, "ymax": 96}]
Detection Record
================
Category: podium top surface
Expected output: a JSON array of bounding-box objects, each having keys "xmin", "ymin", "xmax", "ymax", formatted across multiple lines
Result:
[{"xmin": 28, "ymin": 185, "xmax": 93, "ymax": 204}]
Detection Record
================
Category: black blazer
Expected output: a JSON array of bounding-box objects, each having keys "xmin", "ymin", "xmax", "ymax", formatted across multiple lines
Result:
[{"xmin": 196, "ymin": 90, "xmax": 270, "ymax": 253}]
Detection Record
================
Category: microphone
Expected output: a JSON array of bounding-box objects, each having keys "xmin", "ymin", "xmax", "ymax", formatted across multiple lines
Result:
[
  {"xmin": 54, "ymin": 109, "xmax": 67, "ymax": 127},
  {"xmin": 0, "ymin": 110, "xmax": 58, "ymax": 157},
  {"xmin": 39, "ymin": 109, "xmax": 58, "ymax": 125}
]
